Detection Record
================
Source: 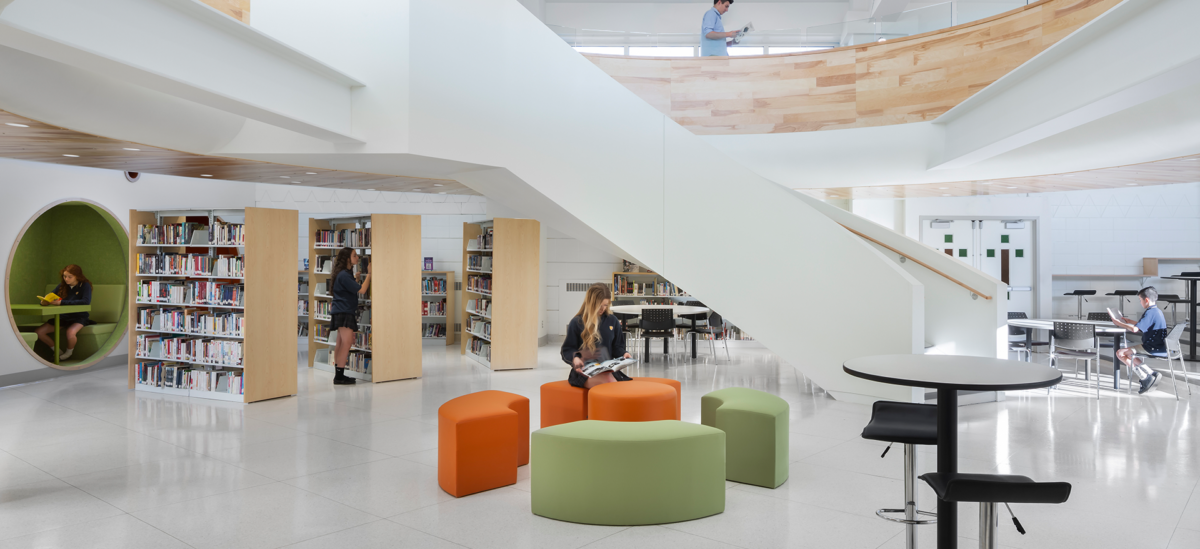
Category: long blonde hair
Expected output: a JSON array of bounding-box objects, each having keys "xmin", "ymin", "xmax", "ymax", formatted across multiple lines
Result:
[{"xmin": 575, "ymin": 283, "xmax": 611, "ymax": 351}]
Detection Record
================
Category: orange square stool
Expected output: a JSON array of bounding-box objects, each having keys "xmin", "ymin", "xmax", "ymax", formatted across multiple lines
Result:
[
  {"xmin": 634, "ymin": 377, "xmax": 682, "ymax": 420},
  {"xmin": 540, "ymin": 381, "xmax": 589, "ymax": 428},
  {"xmin": 588, "ymin": 381, "xmax": 677, "ymax": 422},
  {"xmin": 438, "ymin": 390, "xmax": 529, "ymax": 497}
]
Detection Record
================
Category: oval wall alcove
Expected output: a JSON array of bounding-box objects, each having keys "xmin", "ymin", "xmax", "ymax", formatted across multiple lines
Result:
[{"xmin": 5, "ymin": 200, "xmax": 129, "ymax": 370}]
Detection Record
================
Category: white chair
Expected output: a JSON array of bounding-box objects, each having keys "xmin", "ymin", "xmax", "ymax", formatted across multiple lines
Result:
[
  {"xmin": 1049, "ymin": 322, "xmax": 1105, "ymax": 399},
  {"xmin": 1140, "ymin": 322, "xmax": 1191, "ymax": 400}
]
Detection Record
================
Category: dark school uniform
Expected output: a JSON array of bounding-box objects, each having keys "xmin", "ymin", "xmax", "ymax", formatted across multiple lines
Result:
[
  {"xmin": 330, "ymin": 269, "xmax": 361, "ymax": 331},
  {"xmin": 561, "ymin": 313, "xmax": 631, "ymax": 388}
]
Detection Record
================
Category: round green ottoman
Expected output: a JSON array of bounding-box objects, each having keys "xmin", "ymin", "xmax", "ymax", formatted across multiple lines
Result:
[
  {"xmin": 531, "ymin": 420, "xmax": 725, "ymax": 525},
  {"xmin": 701, "ymin": 387, "xmax": 789, "ymax": 488}
]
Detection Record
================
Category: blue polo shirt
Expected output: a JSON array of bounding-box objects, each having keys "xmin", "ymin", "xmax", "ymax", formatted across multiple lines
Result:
[
  {"xmin": 1135, "ymin": 305, "xmax": 1167, "ymax": 354},
  {"xmin": 700, "ymin": 8, "xmax": 727, "ymax": 57}
]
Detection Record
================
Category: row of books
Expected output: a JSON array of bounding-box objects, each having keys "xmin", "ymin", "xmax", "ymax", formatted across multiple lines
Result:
[
  {"xmin": 466, "ymin": 318, "xmax": 491, "ymax": 340},
  {"xmin": 423, "ymin": 299, "xmax": 446, "ymax": 317},
  {"xmin": 466, "ymin": 275, "xmax": 492, "ymax": 295},
  {"xmin": 315, "ymin": 228, "xmax": 371, "ymax": 248},
  {"xmin": 468, "ymin": 339, "xmax": 491, "ymax": 362},
  {"xmin": 423, "ymin": 324, "xmax": 446, "ymax": 338},
  {"xmin": 467, "ymin": 254, "xmax": 492, "ymax": 272},
  {"xmin": 466, "ymin": 298, "xmax": 492, "ymax": 318},
  {"xmin": 136, "ymin": 222, "xmax": 204, "ymax": 246},
  {"xmin": 136, "ymin": 253, "xmax": 245, "ymax": 278},
  {"xmin": 354, "ymin": 329, "xmax": 372, "ymax": 351},
  {"xmin": 612, "ymin": 276, "xmax": 686, "ymax": 297},
  {"xmin": 422, "ymin": 276, "xmax": 447, "ymax": 295},
  {"xmin": 136, "ymin": 335, "xmax": 243, "ymax": 367},
  {"xmin": 298, "ymin": 300, "xmax": 309, "ymax": 316},
  {"xmin": 315, "ymin": 324, "xmax": 330, "ymax": 341},
  {"xmin": 346, "ymin": 351, "xmax": 371, "ymax": 374},
  {"xmin": 313, "ymin": 300, "xmax": 331, "ymax": 317},
  {"xmin": 136, "ymin": 281, "xmax": 245, "ymax": 307},
  {"xmin": 135, "ymin": 362, "xmax": 244, "ymax": 394},
  {"xmin": 209, "ymin": 222, "xmax": 245, "ymax": 246},
  {"xmin": 472, "ymin": 227, "xmax": 494, "ymax": 250},
  {"xmin": 136, "ymin": 308, "xmax": 244, "ymax": 337}
]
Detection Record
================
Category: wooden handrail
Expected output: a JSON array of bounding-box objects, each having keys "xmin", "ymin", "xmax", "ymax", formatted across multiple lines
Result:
[{"xmin": 841, "ymin": 225, "xmax": 993, "ymax": 300}]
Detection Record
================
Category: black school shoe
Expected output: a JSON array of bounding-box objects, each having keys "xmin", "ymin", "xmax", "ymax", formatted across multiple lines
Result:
[{"xmin": 334, "ymin": 376, "xmax": 357, "ymax": 385}]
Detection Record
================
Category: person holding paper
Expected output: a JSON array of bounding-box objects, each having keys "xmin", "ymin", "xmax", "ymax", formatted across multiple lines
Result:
[
  {"xmin": 1108, "ymin": 286, "xmax": 1166, "ymax": 394},
  {"xmin": 561, "ymin": 283, "xmax": 633, "ymax": 389},
  {"xmin": 701, "ymin": 0, "xmax": 737, "ymax": 57},
  {"xmin": 34, "ymin": 265, "xmax": 93, "ymax": 361}
]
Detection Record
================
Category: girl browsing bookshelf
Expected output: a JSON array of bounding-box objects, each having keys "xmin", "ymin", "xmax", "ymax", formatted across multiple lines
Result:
[
  {"xmin": 561, "ymin": 283, "xmax": 633, "ymax": 389},
  {"xmin": 329, "ymin": 247, "xmax": 371, "ymax": 385}
]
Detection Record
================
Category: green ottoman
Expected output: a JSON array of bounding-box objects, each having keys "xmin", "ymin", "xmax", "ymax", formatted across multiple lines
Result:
[
  {"xmin": 701, "ymin": 387, "xmax": 789, "ymax": 488},
  {"xmin": 531, "ymin": 420, "xmax": 725, "ymax": 525}
]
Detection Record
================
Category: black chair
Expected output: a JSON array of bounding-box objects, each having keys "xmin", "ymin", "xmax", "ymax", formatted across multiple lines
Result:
[
  {"xmin": 1063, "ymin": 290, "xmax": 1096, "ymax": 319},
  {"xmin": 1007, "ymin": 312, "xmax": 1049, "ymax": 362},
  {"xmin": 1158, "ymin": 294, "xmax": 1186, "ymax": 326},
  {"xmin": 676, "ymin": 300, "xmax": 705, "ymax": 330},
  {"xmin": 1105, "ymin": 289, "xmax": 1139, "ymax": 316},
  {"xmin": 861, "ymin": 402, "xmax": 938, "ymax": 549},
  {"xmin": 1049, "ymin": 322, "xmax": 1105, "ymax": 399},
  {"xmin": 688, "ymin": 311, "xmax": 729, "ymax": 361},
  {"xmin": 1086, "ymin": 313, "xmax": 1116, "ymax": 349},
  {"xmin": 612, "ymin": 300, "xmax": 639, "ymax": 334},
  {"xmin": 920, "ymin": 472, "xmax": 1071, "ymax": 549},
  {"xmin": 639, "ymin": 308, "xmax": 675, "ymax": 360}
]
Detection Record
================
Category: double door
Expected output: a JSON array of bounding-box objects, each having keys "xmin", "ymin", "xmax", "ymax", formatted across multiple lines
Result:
[{"xmin": 921, "ymin": 219, "xmax": 1035, "ymax": 315}]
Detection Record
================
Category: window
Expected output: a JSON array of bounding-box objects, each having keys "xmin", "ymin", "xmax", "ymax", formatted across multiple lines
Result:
[
  {"xmin": 629, "ymin": 47, "xmax": 695, "ymax": 57},
  {"xmin": 986, "ymin": 249, "xmax": 995, "ymax": 258},
  {"xmin": 1001, "ymin": 235, "xmax": 1010, "ymax": 243},
  {"xmin": 944, "ymin": 235, "xmax": 953, "ymax": 243},
  {"xmin": 573, "ymin": 47, "xmax": 625, "ymax": 55},
  {"xmin": 767, "ymin": 46, "xmax": 834, "ymax": 54},
  {"xmin": 728, "ymin": 47, "xmax": 765, "ymax": 56}
]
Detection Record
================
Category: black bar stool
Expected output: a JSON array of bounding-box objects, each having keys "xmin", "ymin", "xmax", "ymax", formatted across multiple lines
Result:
[
  {"xmin": 920, "ymin": 472, "xmax": 1071, "ymax": 549},
  {"xmin": 1105, "ymin": 289, "xmax": 1139, "ymax": 317},
  {"xmin": 1063, "ymin": 290, "xmax": 1095, "ymax": 319},
  {"xmin": 861, "ymin": 401, "xmax": 938, "ymax": 549}
]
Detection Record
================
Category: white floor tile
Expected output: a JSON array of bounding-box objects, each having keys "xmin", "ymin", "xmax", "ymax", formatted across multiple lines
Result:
[
  {"xmin": 0, "ymin": 479, "xmax": 124, "ymax": 541},
  {"xmin": 0, "ymin": 514, "xmax": 190, "ymax": 549},
  {"xmin": 284, "ymin": 519, "xmax": 466, "ymax": 549},
  {"xmin": 207, "ymin": 434, "xmax": 390, "ymax": 481},
  {"xmin": 62, "ymin": 454, "xmax": 274, "ymax": 512},
  {"xmin": 5, "ymin": 432, "xmax": 196, "ymax": 478},
  {"xmin": 285, "ymin": 457, "xmax": 452, "ymax": 518}
]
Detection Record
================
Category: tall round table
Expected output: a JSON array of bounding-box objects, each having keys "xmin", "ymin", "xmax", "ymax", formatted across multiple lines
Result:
[
  {"xmin": 1009, "ymin": 318, "xmax": 1127, "ymax": 388},
  {"xmin": 610, "ymin": 305, "xmax": 710, "ymax": 359},
  {"xmin": 843, "ymin": 355, "xmax": 1061, "ymax": 549}
]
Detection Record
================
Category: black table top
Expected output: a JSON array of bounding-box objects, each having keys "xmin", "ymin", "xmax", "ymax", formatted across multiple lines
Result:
[{"xmin": 844, "ymin": 354, "xmax": 1062, "ymax": 392}]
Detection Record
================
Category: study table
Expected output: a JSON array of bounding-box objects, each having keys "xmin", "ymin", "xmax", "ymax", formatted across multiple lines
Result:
[
  {"xmin": 9, "ymin": 304, "xmax": 92, "ymax": 365},
  {"xmin": 610, "ymin": 305, "xmax": 710, "ymax": 359},
  {"xmin": 1008, "ymin": 318, "xmax": 1127, "ymax": 389},
  {"xmin": 844, "ymin": 354, "xmax": 1061, "ymax": 549},
  {"xmin": 1162, "ymin": 275, "xmax": 1198, "ymax": 361}
]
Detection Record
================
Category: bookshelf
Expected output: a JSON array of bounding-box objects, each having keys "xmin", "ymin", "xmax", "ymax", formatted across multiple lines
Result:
[
  {"xmin": 298, "ymin": 268, "xmax": 309, "ymax": 341},
  {"xmin": 128, "ymin": 208, "xmax": 298, "ymax": 403},
  {"xmin": 422, "ymin": 271, "xmax": 456, "ymax": 345},
  {"xmin": 611, "ymin": 271, "xmax": 690, "ymax": 300},
  {"xmin": 307, "ymin": 215, "xmax": 422, "ymax": 382},
  {"xmin": 461, "ymin": 218, "xmax": 540, "ymax": 370}
]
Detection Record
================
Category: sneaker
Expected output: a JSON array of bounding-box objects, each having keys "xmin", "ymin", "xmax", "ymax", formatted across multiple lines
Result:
[
  {"xmin": 1137, "ymin": 373, "xmax": 1161, "ymax": 394},
  {"xmin": 1148, "ymin": 372, "xmax": 1162, "ymax": 392},
  {"xmin": 333, "ymin": 376, "xmax": 357, "ymax": 385}
]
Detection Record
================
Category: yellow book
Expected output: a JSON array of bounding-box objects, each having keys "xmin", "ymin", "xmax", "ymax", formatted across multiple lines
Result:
[{"xmin": 37, "ymin": 292, "xmax": 60, "ymax": 302}]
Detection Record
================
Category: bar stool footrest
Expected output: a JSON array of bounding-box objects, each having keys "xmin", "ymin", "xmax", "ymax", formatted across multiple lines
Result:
[{"xmin": 875, "ymin": 508, "xmax": 937, "ymax": 525}]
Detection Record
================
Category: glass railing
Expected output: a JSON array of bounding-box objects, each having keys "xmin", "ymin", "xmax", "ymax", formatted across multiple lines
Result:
[{"xmin": 551, "ymin": 0, "xmax": 1029, "ymax": 55}]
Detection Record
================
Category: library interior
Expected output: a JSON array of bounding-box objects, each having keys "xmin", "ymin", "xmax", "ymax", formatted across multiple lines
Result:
[{"xmin": 0, "ymin": 0, "xmax": 1197, "ymax": 548}]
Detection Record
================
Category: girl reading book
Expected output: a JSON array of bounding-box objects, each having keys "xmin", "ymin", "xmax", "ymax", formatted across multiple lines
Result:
[
  {"xmin": 561, "ymin": 283, "xmax": 633, "ymax": 389},
  {"xmin": 35, "ymin": 264, "xmax": 93, "ymax": 361},
  {"xmin": 329, "ymin": 247, "xmax": 371, "ymax": 385}
]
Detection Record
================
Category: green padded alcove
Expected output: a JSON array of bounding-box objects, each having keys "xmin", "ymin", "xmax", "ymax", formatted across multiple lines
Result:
[{"xmin": 8, "ymin": 201, "xmax": 128, "ymax": 370}]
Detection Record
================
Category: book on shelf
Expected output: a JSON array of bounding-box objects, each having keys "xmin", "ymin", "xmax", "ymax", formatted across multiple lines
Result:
[
  {"xmin": 471, "ymin": 227, "xmax": 494, "ymax": 250},
  {"xmin": 209, "ymin": 222, "xmax": 245, "ymax": 246},
  {"xmin": 314, "ymin": 228, "xmax": 371, "ymax": 248},
  {"xmin": 424, "ymin": 257, "xmax": 433, "ymax": 271},
  {"xmin": 465, "ymin": 298, "xmax": 492, "ymax": 317},
  {"xmin": 466, "ymin": 317, "xmax": 491, "ymax": 340},
  {"xmin": 468, "ymin": 338, "xmax": 491, "ymax": 361},
  {"xmin": 315, "ymin": 256, "xmax": 333, "ymax": 273},
  {"xmin": 346, "ymin": 351, "xmax": 371, "ymax": 374},
  {"xmin": 136, "ymin": 222, "xmax": 207, "ymax": 246},
  {"xmin": 313, "ymin": 300, "xmax": 331, "ymax": 318},
  {"xmin": 297, "ymin": 300, "xmax": 309, "ymax": 315},
  {"xmin": 136, "ymin": 334, "xmax": 243, "ymax": 366},
  {"xmin": 137, "ymin": 307, "xmax": 244, "ymax": 337},
  {"xmin": 136, "ymin": 280, "xmax": 245, "ymax": 307},
  {"xmin": 423, "ymin": 323, "xmax": 446, "ymax": 338},
  {"xmin": 466, "ymin": 274, "xmax": 492, "ymax": 294},
  {"xmin": 357, "ymin": 307, "xmax": 372, "ymax": 326},
  {"xmin": 467, "ymin": 254, "xmax": 492, "ymax": 272},
  {"xmin": 422, "ymin": 276, "xmax": 447, "ymax": 294},
  {"xmin": 136, "ymin": 253, "xmax": 245, "ymax": 277},
  {"xmin": 581, "ymin": 357, "xmax": 637, "ymax": 378},
  {"xmin": 422, "ymin": 299, "xmax": 447, "ymax": 316}
]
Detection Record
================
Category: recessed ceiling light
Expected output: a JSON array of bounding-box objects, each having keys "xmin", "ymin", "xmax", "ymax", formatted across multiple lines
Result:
[
  {"xmin": 1126, "ymin": 183, "xmax": 1138, "ymax": 186},
  {"xmin": 942, "ymin": 194, "xmax": 951, "ymax": 197},
  {"xmin": 366, "ymin": 188, "xmax": 376, "ymax": 191},
  {"xmin": 439, "ymin": 192, "xmax": 447, "ymax": 195},
  {"xmin": 1006, "ymin": 186, "xmax": 1017, "ymax": 189},
  {"xmin": 434, "ymin": 183, "xmax": 444, "ymax": 187},
  {"xmin": 279, "ymin": 176, "xmax": 290, "ymax": 178},
  {"xmin": 62, "ymin": 154, "xmax": 79, "ymax": 157},
  {"xmin": 877, "ymin": 38, "xmax": 886, "ymax": 42},
  {"xmin": 938, "ymin": 187, "xmax": 948, "ymax": 190},
  {"xmin": 123, "ymin": 148, "xmax": 140, "ymax": 151},
  {"xmin": 200, "ymin": 174, "xmax": 213, "ymax": 177},
  {"xmin": 5, "ymin": 122, "xmax": 29, "ymax": 128},
  {"xmin": 412, "ymin": 189, "xmax": 421, "ymax": 192},
  {"xmin": 306, "ymin": 172, "xmax": 317, "ymax": 174}
]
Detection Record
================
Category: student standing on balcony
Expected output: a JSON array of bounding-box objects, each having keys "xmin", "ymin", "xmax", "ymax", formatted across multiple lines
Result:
[{"xmin": 701, "ymin": 0, "xmax": 737, "ymax": 57}]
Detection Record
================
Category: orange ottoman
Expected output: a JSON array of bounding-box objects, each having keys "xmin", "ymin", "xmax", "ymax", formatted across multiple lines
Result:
[
  {"xmin": 635, "ymin": 377, "xmax": 682, "ymax": 420},
  {"xmin": 438, "ymin": 390, "xmax": 529, "ymax": 497},
  {"xmin": 588, "ymin": 381, "xmax": 677, "ymax": 422},
  {"xmin": 540, "ymin": 381, "xmax": 589, "ymax": 428}
]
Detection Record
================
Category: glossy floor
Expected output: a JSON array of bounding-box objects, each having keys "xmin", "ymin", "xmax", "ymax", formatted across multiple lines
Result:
[{"xmin": 0, "ymin": 341, "xmax": 1197, "ymax": 549}]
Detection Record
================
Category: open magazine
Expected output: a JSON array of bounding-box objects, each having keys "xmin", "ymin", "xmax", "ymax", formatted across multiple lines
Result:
[
  {"xmin": 731, "ymin": 21, "xmax": 754, "ymax": 45},
  {"xmin": 581, "ymin": 357, "xmax": 637, "ymax": 378}
]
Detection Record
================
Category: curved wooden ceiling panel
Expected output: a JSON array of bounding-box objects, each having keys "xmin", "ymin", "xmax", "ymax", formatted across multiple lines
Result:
[
  {"xmin": 585, "ymin": 0, "xmax": 1121, "ymax": 136},
  {"xmin": 0, "ymin": 110, "xmax": 476, "ymax": 195}
]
